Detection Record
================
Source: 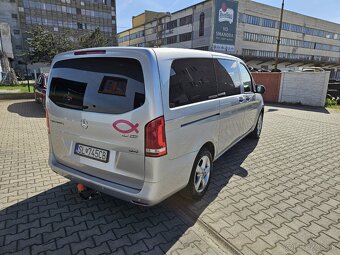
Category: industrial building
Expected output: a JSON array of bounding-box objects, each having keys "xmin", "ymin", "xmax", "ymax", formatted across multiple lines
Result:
[
  {"xmin": 0, "ymin": 0, "xmax": 118, "ymax": 74},
  {"xmin": 118, "ymin": 0, "xmax": 340, "ymax": 74}
]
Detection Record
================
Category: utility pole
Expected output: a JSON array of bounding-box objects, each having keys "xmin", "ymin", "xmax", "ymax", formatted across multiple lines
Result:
[{"xmin": 274, "ymin": 0, "xmax": 285, "ymax": 71}]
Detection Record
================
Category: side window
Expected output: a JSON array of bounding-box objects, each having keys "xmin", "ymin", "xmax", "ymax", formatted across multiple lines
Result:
[
  {"xmin": 169, "ymin": 58, "xmax": 217, "ymax": 108},
  {"xmin": 214, "ymin": 59, "xmax": 241, "ymax": 96},
  {"xmin": 239, "ymin": 64, "xmax": 253, "ymax": 93}
]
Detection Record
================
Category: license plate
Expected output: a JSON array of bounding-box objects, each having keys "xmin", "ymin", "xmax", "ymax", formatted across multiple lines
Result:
[{"xmin": 74, "ymin": 143, "xmax": 109, "ymax": 163}]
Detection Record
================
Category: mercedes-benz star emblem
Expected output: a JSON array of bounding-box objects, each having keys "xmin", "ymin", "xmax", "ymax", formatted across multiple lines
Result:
[{"xmin": 81, "ymin": 119, "xmax": 88, "ymax": 129}]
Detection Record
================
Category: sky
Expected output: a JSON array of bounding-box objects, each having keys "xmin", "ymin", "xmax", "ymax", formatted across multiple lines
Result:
[{"xmin": 116, "ymin": 0, "xmax": 340, "ymax": 32}]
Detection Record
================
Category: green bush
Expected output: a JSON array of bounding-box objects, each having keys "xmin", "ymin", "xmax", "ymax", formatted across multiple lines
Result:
[
  {"xmin": 325, "ymin": 98, "xmax": 337, "ymax": 107},
  {"xmin": 325, "ymin": 98, "xmax": 340, "ymax": 110}
]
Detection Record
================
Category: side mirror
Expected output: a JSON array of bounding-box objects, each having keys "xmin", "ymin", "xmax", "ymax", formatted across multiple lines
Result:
[{"xmin": 256, "ymin": 84, "xmax": 266, "ymax": 94}]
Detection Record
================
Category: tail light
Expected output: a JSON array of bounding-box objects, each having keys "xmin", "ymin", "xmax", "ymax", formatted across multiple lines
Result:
[
  {"xmin": 74, "ymin": 50, "xmax": 106, "ymax": 55},
  {"xmin": 145, "ymin": 116, "xmax": 167, "ymax": 157},
  {"xmin": 46, "ymin": 109, "xmax": 50, "ymax": 134}
]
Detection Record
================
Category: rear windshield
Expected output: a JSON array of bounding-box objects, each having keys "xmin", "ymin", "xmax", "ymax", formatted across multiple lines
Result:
[{"xmin": 49, "ymin": 57, "xmax": 145, "ymax": 114}]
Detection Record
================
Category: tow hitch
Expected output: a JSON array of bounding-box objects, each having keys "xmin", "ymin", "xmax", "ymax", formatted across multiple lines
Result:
[{"xmin": 77, "ymin": 183, "xmax": 100, "ymax": 200}]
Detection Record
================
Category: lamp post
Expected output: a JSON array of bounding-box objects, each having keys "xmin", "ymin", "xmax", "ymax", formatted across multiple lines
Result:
[{"xmin": 274, "ymin": 0, "xmax": 285, "ymax": 71}]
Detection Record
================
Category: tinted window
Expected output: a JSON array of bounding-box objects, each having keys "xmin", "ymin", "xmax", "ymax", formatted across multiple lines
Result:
[
  {"xmin": 214, "ymin": 59, "xmax": 241, "ymax": 96},
  {"xmin": 239, "ymin": 64, "xmax": 253, "ymax": 93},
  {"xmin": 49, "ymin": 57, "xmax": 145, "ymax": 114},
  {"xmin": 169, "ymin": 58, "xmax": 217, "ymax": 108}
]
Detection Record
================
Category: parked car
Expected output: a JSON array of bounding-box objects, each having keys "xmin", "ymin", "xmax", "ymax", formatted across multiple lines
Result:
[
  {"xmin": 34, "ymin": 73, "xmax": 49, "ymax": 109},
  {"xmin": 302, "ymin": 67, "xmax": 325, "ymax": 73},
  {"xmin": 46, "ymin": 47, "xmax": 265, "ymax": 206}
]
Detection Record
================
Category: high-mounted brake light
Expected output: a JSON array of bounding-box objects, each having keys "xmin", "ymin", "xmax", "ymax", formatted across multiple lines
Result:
[
  {"xmin": 74, "ymin": 50, "xmax": 106, "ymax": 55},
  {"xmin": 145, "ymin": 116, "xmax": 167, "ymax": 157},
  {"xmin": 46, "ymin": 109, "xmax": 50, "ymax": 134}
]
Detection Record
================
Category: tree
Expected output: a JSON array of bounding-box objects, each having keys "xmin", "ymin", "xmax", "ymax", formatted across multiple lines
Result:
[
  {"xmin": 26, "ymin": 26, "xmax": 75, "ymax": 63},
  {"xmin": 79, "ymin": 28, "xmax": 109, "ymax": 49},
  {"xmin": 26, "ymin": 26, "xmax": 110, "ymax": 64}
]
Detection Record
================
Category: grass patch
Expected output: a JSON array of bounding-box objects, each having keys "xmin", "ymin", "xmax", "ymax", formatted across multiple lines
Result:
[
  {"xmin": 326, "ymin": 105, "xmax": 340, "ymax": 110},
  {"xmin": 325, "ymin": 98, "xmax": 340, "ymax": 110},
  {"xmin": 0, "ymin": 83, "xmax": 34, "ymax": 93}
]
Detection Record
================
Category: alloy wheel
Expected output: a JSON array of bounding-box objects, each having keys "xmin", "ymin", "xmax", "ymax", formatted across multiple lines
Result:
[{"xmin": 194, "ymin": 155, "xmax": 211, "ymax": 193}]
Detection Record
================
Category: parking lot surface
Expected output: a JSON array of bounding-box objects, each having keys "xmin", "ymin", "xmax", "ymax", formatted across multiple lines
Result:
[{"xmin": 1, "ymin": 100, "xmax": 340, "ymax": 255}]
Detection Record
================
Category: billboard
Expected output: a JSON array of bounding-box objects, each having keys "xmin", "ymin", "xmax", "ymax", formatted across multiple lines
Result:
[{"xmin": 213, "ymin": 0, "xmax": 238, "ymax": 53}]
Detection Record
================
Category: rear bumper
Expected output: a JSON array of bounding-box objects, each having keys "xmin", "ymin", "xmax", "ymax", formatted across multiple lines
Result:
[{"xmin": 49, "ymin": 149, "xmax": 196, "ymax": 206}]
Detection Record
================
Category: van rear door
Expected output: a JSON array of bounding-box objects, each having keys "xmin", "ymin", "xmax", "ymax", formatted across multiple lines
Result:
[{"xmin": 47, "ymin": 54, "xmax": 155, "ymax": 190}]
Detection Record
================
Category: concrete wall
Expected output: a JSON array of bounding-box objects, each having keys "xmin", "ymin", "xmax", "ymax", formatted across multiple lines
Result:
[
  {"xmin": 192, "ymin": 0, "xmax": 213, "ymax": 49},
  {"xmin": 252, "ymin": 71, "xmax": 330, "ymax": 107},
  {"xmin": 252, "ymin": 72, "xmax": 281, "ymax": 103},
  {"xmin": 279, "ymin": 72, "xmax": 330, "ymax": 107},
  {"xmin": 0, "ymin": 22, "xmax": 14, "ymax": 59},
  {"xmin": 0, "ymin": 1, "xmax": 21, "ymax": 60}
]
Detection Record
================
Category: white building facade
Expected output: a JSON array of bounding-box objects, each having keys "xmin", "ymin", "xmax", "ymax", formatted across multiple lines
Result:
[{"xmin": 118, "ymin": 0, "xmax": 340, "ymax": 73}]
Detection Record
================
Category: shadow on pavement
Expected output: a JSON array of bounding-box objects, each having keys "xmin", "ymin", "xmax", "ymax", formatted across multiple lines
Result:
[
  {"xmin": 171, "ymin": 138, "xmax": 258, "ymax": 216},
  {"xmin": 265, "ymin": 103, "xmax": 330, "ymax": 114},
  {"xmin": 7, "ymin": 100, "xmax": 45, "ymax": 118},
  {"xmin": 0, "ymin": 138, "xmax": 258, "ymax": 254},
  {"xmin": 266, "ymin": 108, "xmax": 279, "ymax": 113}
]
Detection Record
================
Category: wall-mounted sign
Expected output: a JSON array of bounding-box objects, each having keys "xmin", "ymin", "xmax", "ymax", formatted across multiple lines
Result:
[{"xmin": 213, "ymin": 0, "xmax": 238, "ymax": 53}]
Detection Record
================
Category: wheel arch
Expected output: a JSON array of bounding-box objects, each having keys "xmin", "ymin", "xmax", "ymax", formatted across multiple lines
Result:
[{"xmin": 200, "ymin": 141, "xmax": 216, "ymax": 161}]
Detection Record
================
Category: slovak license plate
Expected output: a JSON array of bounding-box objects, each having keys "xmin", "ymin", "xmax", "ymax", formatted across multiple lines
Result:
[{"xmin": 74, "ymin": 143, "xmax": 109, "ymax": 163}]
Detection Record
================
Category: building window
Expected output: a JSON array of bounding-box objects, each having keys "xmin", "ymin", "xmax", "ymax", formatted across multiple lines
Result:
[
  {"xmin": 179, "ymin": 32, "xmax": 192, "ymax": 42},
  {"xmin": 11, "ymin": 13, "xmax": 18, "ymax": 19},
  {"xmin": 242, "ymin": 48, "xmax": 339, "ymax": 63},
  {"xmin": 290, "ymin": 24, "xmax": 303, "ymax": 33},
  {"xmin": 13, "ymin": 29, "xmax": 20, "ymax": 35},
  {"xmin": 246, "ymin": 15, "xmax": 260, "ymax": 26},
  {"xmin": 262, "ymin": 18, "xmax": 276, "ymax": 28},
  {"xmin": 199, "ymin": 12, "xmax": 205, "ymax": 37},
  {"xmin": 281, "ymin": 22, "xmax": 290, "ymax": 31},
  {"xmin": 167, "ymin": 20, "xmax": 177, "ymax": 30},
  {"xmin": 166, "ymin": 35, "xmax": 177, "ymax": 44},
  {"xmin": 77, "ymin": 22, "xmax": 83, "ymax": 29},
  {"xmin": 179, "ymin": 15, "xmax": 192, "ymax": 26},
  {"xmin": 243, "ymin": 31, "xmax": 340, "ymax": 53},
  {"xmin": 239, "ymin": 13, "xmax": 339, "ymax": 41}
]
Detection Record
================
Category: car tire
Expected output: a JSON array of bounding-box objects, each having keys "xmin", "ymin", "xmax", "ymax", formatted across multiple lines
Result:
[
  {"xmin": 182, "ymin": 148, "xmax": 213, "ymax": 200},
  {"xmin": 249, "ymin": 112, "xmax": 263, "ymax": 139}
]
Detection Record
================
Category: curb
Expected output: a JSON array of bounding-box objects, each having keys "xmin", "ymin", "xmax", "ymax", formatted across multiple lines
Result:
[{"xmin": 0, "ymin": 93, "xmax": 35, "ymax": 100}]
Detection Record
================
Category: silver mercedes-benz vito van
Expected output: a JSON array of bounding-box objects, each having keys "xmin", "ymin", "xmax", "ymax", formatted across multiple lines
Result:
[{"xmin": 47, "ymin": 47, "xmax": 265, "ymax": 206}]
